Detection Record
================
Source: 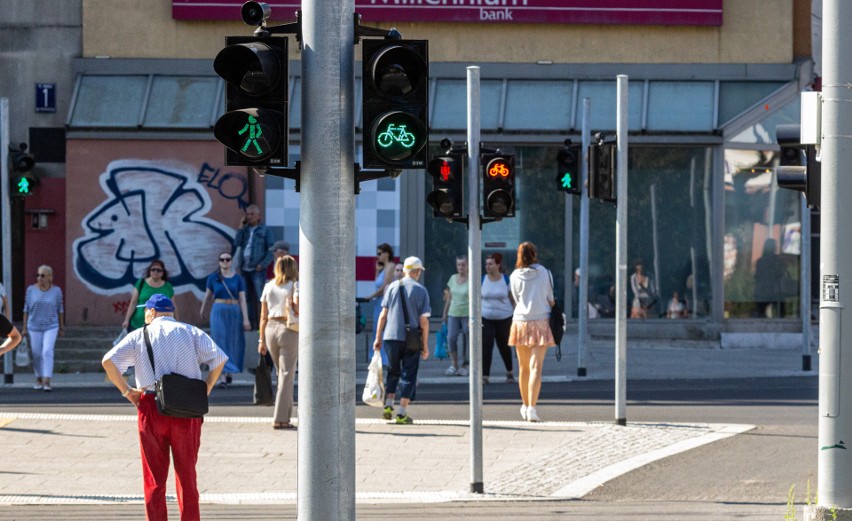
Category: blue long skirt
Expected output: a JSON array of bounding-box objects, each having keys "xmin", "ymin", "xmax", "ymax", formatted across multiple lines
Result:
[{"xmin": 211, "ymin": 302, "xmax": 245, "ymax": 373}]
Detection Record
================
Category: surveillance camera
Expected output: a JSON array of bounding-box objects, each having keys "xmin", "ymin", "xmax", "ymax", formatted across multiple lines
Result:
[{"xmin": 241, "ymin": 1, "xmax": 271, "ymax": 26}]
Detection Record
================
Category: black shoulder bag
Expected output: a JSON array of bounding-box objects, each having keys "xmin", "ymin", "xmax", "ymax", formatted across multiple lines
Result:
[
  {"xmin": 143, "ymin": 326, "xmax": 209, "ymax": 418},
  {"xmin": 398, "ymin": 284, "xmax": 423, "ymax": 354}
]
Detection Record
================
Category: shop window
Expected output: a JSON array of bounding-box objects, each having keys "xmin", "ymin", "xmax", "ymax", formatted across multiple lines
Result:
[
  {"xmin": 69, "ymin": 75, "xmax": 148, "ymax": 128},
  {"xmin": 575, "ymin": 81, "xmax": 644, "ymax": 132},
  {"xmin": 143, "ymin": 76, "xmax": 221, "ymax": 128},
  {"xmin": 646, "ymin": 81, "xmax": 715, "ymax": 131},
  {"xmin": 718, "ymin": 81, "xmax": 786, "ymax": 125}
]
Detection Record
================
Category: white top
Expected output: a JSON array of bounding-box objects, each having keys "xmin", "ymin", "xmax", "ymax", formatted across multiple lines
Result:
[
  {"xmin": 261, "ymin": 279, "xmax": 297, "ymax": 319},
  {"xmin": 481, "ymin": 274, "xmax": 513, "ymax": 320},
  {"xmin": 510, "ymin": 264, "xmax": 553, "ymax": 322}
]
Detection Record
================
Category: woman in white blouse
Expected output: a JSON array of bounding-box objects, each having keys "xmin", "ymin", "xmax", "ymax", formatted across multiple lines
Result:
[{"xmin": 259, "ymin": 255, "xmax": 299, "ymax": 430}]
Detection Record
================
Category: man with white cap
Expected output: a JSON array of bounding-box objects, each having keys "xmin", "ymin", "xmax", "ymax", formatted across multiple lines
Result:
[
  {"xmin": 102, "ymin": 293, "xmax": 228, "ymax": 521},
  {"xmin": 373, "ymin": 256, "xmax": 431, "ymax": 424}
]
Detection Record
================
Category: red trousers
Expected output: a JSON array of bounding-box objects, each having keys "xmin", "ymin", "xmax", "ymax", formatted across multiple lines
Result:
[{"xmin": 137, "ymin": 394, "xmax": 203, "ymax": 521}]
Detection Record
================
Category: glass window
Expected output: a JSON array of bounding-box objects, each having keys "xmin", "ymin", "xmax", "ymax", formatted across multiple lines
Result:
[
  {"xmin": 143, "ymin": 76, "xmax": 219, "ymax": 128},
  {"xmin": 431, "ymin": 79, "xmax": 502, "ymax": 131},
  {"xmin": 718, "ymin": 81, "xmax": 786, "ymax": 125},
  {"xmin": 69, "ymin": 75, "xmax": 148, "ymax": 127},
  {"xmin": 728, "ymin": 97, "xmax": 800, "ymax": 145},
  {"xmin": 646, "ymin": 81, "xmax": 715, "ymax": 131},
  {"xmin": 723, "ymin": 148, "xmax": 801, "ymax": 319},
  {"xmin": 504, "ymin": 81, "xmax": 573, "ymax": 131},
  {"xmin": 576, "ymin": 81, "xmax": 643, "ymax": 131},
  {"xmin": 290, "ymin": 77, "xmax": 302, "ymax": 131}
]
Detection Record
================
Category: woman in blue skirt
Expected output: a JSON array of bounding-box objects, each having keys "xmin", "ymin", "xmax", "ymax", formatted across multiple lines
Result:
[{"xmin": 200, "ymin": 251, "xmax": 250, "ymax": 386}]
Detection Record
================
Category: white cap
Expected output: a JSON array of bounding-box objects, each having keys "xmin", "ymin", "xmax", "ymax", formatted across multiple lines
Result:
[{"xmin": 403, "ymin": 256, "xmax": 425, "ymax": 273}]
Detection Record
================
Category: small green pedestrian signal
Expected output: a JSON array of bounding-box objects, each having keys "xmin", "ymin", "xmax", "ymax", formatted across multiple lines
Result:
[
  {"xmin": 557, "ymin": 144, "xmax": 581, "ymax": 195},
  {"xmin": 11, "ymin": 175, "xmax": 35, "ymax": 197},
  {"xmin": 239, "ymin": 115, "xmax": 265, "ymax": 157},
  {"xmin": 560, "ymin": 173, "xmax": 575, "ymax": 190},
  {"xmin": 18, "ymin": 177, "xmax": 30, "ymax": 193}
]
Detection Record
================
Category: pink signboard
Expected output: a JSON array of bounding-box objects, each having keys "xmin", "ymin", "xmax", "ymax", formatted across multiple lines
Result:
[{"xmin": 173, "ymin": 1, "xmax": 722, "ymax": 26}]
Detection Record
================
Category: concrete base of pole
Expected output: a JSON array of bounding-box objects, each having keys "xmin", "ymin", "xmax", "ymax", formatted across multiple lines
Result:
[
  {"xmin": 577, "ymin": 367, "xmax": 587, "ymax": 377},
  {"xmin": 470, "ymin": 482, "xmax": 483, "ymax": 494},
  {"xmin": 803, "ymin": 354, "xmax": 812, "ymax": 372},
  {"xmin": 804, "ymin": 505, "xmax": 852, "ymax": 520},
  {"xmin": 615, "ymin": 418, "xmax": 626, "ymax": 426}
]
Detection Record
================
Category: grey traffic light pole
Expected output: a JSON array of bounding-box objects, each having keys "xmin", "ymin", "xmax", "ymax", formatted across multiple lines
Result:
[
  {"xmin": 614, "ymin": 75, "xmax": 628, "ymax": 426},
  {"xmin": 577, "ymin": 97, "xmax": 591, "ymax": 376},
  {"xmin": 466, "ymin": 65, "xmax": 484, "ymax": 494},
  {"xmin": 0, "ymin": 98, "xmax": 13, "ymax": 383},
  {"xmin": 298, "ymin": 0, "xmax": 357, "ymax": 519},
  {"xmin": 807, "ymin": 0, "xmax": 852, "ymax": 517}
]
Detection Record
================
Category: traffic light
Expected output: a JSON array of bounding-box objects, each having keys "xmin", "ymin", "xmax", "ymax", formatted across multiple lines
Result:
[
  {"xmin": 9, "ymin": 143, "xmax": 36, "ymax": 197},
  {"xmin": 775, "ymin": 124, "xmax": 821, "ymax": 209},
  {"xmin": 362, "ymin": 39, "xmax": 429, "ymax": 169},
  {"xmin": 589, "ymin": 141, "xmax": 616, "ymax": 203},
  {"xmin": 213, "ymin": 35, "xmax": 288, "ymax": 167},
  {"xmin": 482, "ymin": 153, "xmax": 515, "ymax": 218},
  {"xmin": 556, "ymin": 143, "xmax": 581, "ymax": 194},
  {"xmin": 426, "ymin": 154, "xmax": 464, "ymax": 218}
]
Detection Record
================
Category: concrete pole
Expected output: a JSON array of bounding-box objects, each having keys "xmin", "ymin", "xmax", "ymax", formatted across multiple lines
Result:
[
  {"xmin": 577, "ymin": 97, "xmax": 591, "ymax": 377},
  {"xmin": 297, "ymin": 1, "xmax": 356, "ymax": 519},
  {"xmin": 467, "ymin": 65, "xmax": 484, "ymax": 494},
  {"xmin": 807, "ymin": 0, "xmax": 852, "ymax": 516},
  {"xmin": 1, "ymin": 98, "xmax": 13, "ymax": 383},
  {"xmin": 614, "ymin": 75, "xmax": 628, "ymax": 426}
]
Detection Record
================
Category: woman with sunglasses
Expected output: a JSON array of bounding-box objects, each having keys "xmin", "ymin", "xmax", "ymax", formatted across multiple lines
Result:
[
  {"xmin": 200, "ymin": 252, "xmax": 251, "ymax": 386},
  {"xmin": 122, "ymin": 260, "xmax": 176, "ymax": 332},
  {"xmin": 22, "ymin": 265, "xmax": 64, "ymax": 392}
]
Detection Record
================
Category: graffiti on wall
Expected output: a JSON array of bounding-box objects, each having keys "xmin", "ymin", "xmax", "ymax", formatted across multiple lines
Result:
[{"xmin": 73, "ymin": 160, "xmax": 239, "ymax": 298}]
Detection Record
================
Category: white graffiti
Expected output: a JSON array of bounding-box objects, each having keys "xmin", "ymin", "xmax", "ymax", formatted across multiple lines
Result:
[{"xmin": 73, "ymin": 160, "xmax": 236, "ymax": 299}]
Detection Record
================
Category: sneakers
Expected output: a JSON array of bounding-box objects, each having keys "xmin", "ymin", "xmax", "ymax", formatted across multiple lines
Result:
[
  {"xmin": 32, "ymin": 384, "xmax": 43, "ymax": 390},
  {"xmin": 520, "ymin": 405, "xmax": 528, "ymax": 421},
  {"xmin": 445, "ymin": 365, "xmax": 458, "ymax": 376},
  {"xmin": 506, "ymin": 372, "xmax": 516, "ymax": 383},
  {"xmin": 43, "ymin": 384, "xmax": 52, "ymax": 392},
  {"xmin": 395, "ymin": 414, "xmax": 413, "ymax": 425},
  {"xmin": 482, "ymin": 375, "xmax": 490, "ymax": 384},
  {"xmin": 382, "ymin": 406, "xmax": 394, "ymax": 420},
  {"xmin": 457, "ymin": 366, "xmax": 469, "ymax": 376},
  {"xmin": 527, "ymin": 407, "xmax": 542, "ymax": 423}
]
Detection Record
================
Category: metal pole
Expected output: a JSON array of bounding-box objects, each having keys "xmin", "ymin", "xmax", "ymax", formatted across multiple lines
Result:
[
  {"xmin": 801, "ymin": 197, "xmax": 812, "ymax": 371},
  {"xmin": 813, "ymin": 0, "xmax": 852, "ymax": 513},
  {"xmin": 1, "ymin": 98, "xmax": 13, "ymax": 383},
  {"xmin": 689, "ymin": 158, "xmax": 699, "ymax": 318},
  {"xmin": 650, "ymin": 184, "xmax": 660, "ymax": 317},
  {"xmin": 298, "ymin": 1, "xmax": 356, "ymax": 519},
  {"xmin": 577, "ymin": 98, "xmax": 591, "ymax": 377},
  {"xmin": 467, "ymin": 65, "xmax": 484, "ymax": 495},
  {"xmin": 564, "ymin": 198, "xmax": 573, "ymax": 320},
  {"xmin": 614, "ymin": 75, "xmax": 628, "ymax": 426}
]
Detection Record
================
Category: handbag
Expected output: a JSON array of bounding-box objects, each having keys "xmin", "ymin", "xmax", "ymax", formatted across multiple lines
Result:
[
  {"xmin": 398, "ymin": 283, "xmax": 423, "ymax": 354},
  {"xmin": 434, "ymin": 322, "xmax": 448, "ymax": 360},
  {"xmin": 253, "ymin": 354, "xmax": 274, "ymax": 406},
  {"xmin": 286, "ymin": 281, "xmax": 299, "ymax": 332},
  {"xmin": 361, "ymin": 350, "xmax": 385, "ymax": 407},
  {"xmin": 15, "ymin": 336, "xmax": 30, "ymax": 367},
  {"xmin": 143, "ymin": 326, "xmax": 209, "ymax": 418},
  {"xmin": 547, "ymin": 270, "xmax": 566, "ymax": 348},
  {"xmin": 637, "ymin": 279, "xmax": 658, "ymax": 309}
]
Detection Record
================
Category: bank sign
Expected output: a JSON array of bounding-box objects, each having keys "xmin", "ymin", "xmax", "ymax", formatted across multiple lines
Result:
[{"xmin": 173, "ymin": 1, "xmax": 722, "ymax": 26}]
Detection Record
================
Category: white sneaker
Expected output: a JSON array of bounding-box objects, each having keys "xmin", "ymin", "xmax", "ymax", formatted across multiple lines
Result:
[
  {"xmin": 445, "ymin": 365, "xmax": 458, "ymax": 376},
  {"xmin": 527, "ymin": 407, "xmax": 542, "ymax": 423},
  {"xmin": 457, "ymin": 366, "xmax": 469, "ymax": 376},
  {"xmin": 32, "ymin": 384, "xmax": 43, "ymax": 390},
  {"xmin": 520, "ymin": 405, "xmax": 528, "ymax": 420}
]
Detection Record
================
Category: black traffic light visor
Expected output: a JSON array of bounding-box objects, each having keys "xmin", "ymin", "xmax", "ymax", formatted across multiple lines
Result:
[
  {"xmin": 485, "ymin": 190, "xmax": 512, "ymax": 217},
  {"xmin": 214, "ymin": 42, "xmax": 283, "ymax": 95},
  {"xmin": 213, "ymin": 108, "xmax": 283, "ymax": 162},
  {"xmin": 427, "ymin": 190, "xmax": 458, "ymax": 217},
  {"xmin": 368, "ymin": 45, "xmax": 426, "ymax": 97}
]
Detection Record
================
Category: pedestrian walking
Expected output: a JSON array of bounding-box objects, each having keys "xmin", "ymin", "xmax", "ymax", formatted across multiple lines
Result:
[
  {"xmin": 233, "ymin": 204, "xmax": 275, "ymax": 328},
  {"xmin": 22, "ymin": 265, "xmax": 64, "ymax": 392},
  {"xmin": 443, "ymin": 254, "xmax": 470, "ymax": 376},
  {"xmin": 102, "ymin": 294, "xmax": 228, "ymax": 521},
  {"xmin": 481, "ymin": 253, "xmax": 515, "ymax": 384},
  {"xmin": 122, "ymin": 260, "xmax": 176, "ymax": 332},
  {"xmin": 373, "ymin": 256, "xmax": 431, "ymax": 425},
  {"xmin": 365, "ymin": 243, "xmax": 396, "ymax": 365},
  {"xmin": 199, "ymin": 252, "xmax": 250, "ymax": 386},
  {"xmin": 508, "ymin": 242, "xmax": 555, "ymax": 422},
  {"xmin": 258, "ymin": 255, "xmax": 299, "ymax": 430}
]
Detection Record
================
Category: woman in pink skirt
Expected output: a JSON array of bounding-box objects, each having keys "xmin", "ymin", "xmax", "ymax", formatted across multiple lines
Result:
[{"xmin": 508, "ymin": 242, "xmax": 555, "ymax": 422}]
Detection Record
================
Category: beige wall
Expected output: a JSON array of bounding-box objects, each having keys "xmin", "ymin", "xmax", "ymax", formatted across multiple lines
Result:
[{"xmin": 84, "ymin": 0, "xmax": 794, "ymax": 64}]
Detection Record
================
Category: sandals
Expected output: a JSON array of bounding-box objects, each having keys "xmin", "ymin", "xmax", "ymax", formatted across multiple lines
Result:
[{"xmin": 273, "ymin": 422, "xmax": 297, "ymax": 430}]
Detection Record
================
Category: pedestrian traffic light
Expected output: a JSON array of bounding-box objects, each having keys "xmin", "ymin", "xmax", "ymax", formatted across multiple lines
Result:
[
  {"xmin": 556, "ymin": 143, "xmax": 581, "ymax": 194},
  {"xmin": 213, "ymin": 35, "xmax": 288, "ymax": 167},
  {"xmin": 589, "ymin": 140, "xmax": 616, "ymax": 203},
  {"xmin": 362, "ymin": 39, "xmax": 429, "ymax": 169},
  {"xmin": 426, "ymin": 154, "xmax": 464, "ymax": 218},
  {"xmin": 9, "ymin": 143, "xmax": 36, "ymax": 197},
  {"xmin": 482, "ymin": 153, "xmax": 515, "ymax": 218},
  {"xmin": 775, "ymin": 124, "xmax": 821, "ymax": 209}
]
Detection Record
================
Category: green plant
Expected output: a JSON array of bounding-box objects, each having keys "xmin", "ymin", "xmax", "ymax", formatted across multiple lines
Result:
[{"xmin": 785, "ymin": 484, "xmax": 797, "ymax": 520}]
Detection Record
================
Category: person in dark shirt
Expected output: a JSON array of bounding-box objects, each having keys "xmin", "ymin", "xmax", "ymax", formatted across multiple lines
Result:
[{"xmin": 0, "ymin": 314, "xmax": 22, "ymax": 356}]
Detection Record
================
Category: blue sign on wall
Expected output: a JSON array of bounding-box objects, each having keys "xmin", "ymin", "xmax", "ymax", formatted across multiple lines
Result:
[{"xmin": 35, "ymin": 83, "xmax": 56, "ymax": 113}]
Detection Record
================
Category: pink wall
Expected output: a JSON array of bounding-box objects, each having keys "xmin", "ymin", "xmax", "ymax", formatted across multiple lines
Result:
[{"xmin": 25, "ymin": 178, "xmax": 67, "ymax": 294}]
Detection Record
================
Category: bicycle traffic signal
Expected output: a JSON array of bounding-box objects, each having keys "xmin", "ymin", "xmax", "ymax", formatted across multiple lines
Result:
[
  {"xmin": 589, "ymin": 141, "xmax": 616, "ymax": 203},
  {"xmin": 9, "ymin": 143, "xmax": 36, "ymax": 197},
  {"xmin": 556, "ymin": 144, "xmax": 581, "ymax": 194},
  {"xmin": 362, "ymin": 39, "xmax": 429, "ymax": 169},
  {"xmin": 213, "ymin": 35, "xmax": 288, "ymax": 167},
  {"xmin": 426, "ymin": 154, "xmax": 464, "ymax": 218},
  {"xmin": 775, "ymin": 124, "xmax": 821, "ymax": 209},
  {"xmin": 482, "ymin": 154, "xmax": 515, "ymax": 218}
]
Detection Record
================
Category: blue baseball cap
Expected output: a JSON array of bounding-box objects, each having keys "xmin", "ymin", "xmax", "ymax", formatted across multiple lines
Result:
[{"xmin": 138, "ymin": 294, "xmax": 175, "ymax": 312}]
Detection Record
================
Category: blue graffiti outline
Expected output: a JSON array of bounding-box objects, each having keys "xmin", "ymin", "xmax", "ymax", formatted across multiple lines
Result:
[{"xmin": 75, "ymin": 165, "xmax": 234, "ymax": 294}]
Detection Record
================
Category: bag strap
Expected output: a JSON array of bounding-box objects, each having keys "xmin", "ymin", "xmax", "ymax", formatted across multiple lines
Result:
[
  {"xmin": 143, "ymin": 325, "xmax": 156, "ymax": 374},
  {"xmin": 398, "ymin": 282, "xmax": 413, "ymax": 330},
  {"xmin": 221, "ymin": 274, "xmax": 238, "ymax": 301}
]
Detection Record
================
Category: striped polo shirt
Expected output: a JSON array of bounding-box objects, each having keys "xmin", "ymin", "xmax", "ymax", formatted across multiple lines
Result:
[
  {"xmin": 103, "ymin": 316, "xmax": 229, "ymax": 391},
  {"xmin": 24, "ymin": 285, "xmax": 64, "ymax": 332}
]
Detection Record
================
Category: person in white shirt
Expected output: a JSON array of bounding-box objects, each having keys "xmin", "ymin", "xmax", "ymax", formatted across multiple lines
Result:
[{"xmin": 481, "ymin": 253, "xmax": 515, "ymax": 384}]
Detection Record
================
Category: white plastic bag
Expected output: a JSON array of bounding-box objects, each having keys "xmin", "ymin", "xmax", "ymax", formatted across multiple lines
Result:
[
  {"xmin": 15, "ymin": 336, "xmax": 29, "ymax": 367},
  {"xmin": 113, "ymin": 328, "xmax": 128, "ymax": 347},
  {"xmin": 361, "ymin": 351, "xmax": 385, "ymax": 407}
]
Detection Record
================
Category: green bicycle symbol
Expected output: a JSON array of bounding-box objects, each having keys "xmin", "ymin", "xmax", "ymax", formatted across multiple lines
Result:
[{"xmin": 377, "ymin": 124, "xmax": 416, "ymax": 149}]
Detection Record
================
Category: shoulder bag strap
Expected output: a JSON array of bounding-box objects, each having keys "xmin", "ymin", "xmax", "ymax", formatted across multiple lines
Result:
[
  {"xmin": 143, "ymin": 325, "xmax": 156, "ymax": 374},
  {"xmin": 221, "ymin": 275, "xmax": 238, "ymax": 301},
  {"xmin": 398, "ymin": 282, "xmax": 412, "ymax": 330}
]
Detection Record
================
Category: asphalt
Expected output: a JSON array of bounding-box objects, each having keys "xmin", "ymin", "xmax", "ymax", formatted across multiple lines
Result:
[{"xmin": 0, "ymin": 336, "xmax": 818, "ymax": 509}]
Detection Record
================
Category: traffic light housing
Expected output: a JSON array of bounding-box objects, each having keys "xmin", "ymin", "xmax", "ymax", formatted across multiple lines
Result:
[
  {"xmin": 213, "ymin": 35, "xmax": 288, "ymax": 167},
  {"xmin": 426, "ymin": 154, "xmax": 464, "ymax": 218},
  {"xmin": 589, "ymin": 142, "xmax": 616, "ymax": 203},
  {"xmin": 362, "ymin": 39, "xmax": 429, "ymax": 169},
  {"xmin": 9, "ymin": 143, "xmax": 36, "ymax": 197},
  {"xmin": 556, "ymin": 144, "xmax": 581, "ymax": 194},
  {"xmin": 775, "ymin": 124, "xmax": 821, "ymax": 209},
  {"xmin": 482, "ymin": 153, "xmax": 515, "ymax": 218}
]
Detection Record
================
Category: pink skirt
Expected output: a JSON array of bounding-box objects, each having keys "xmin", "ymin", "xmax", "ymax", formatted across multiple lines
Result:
[{"xmin": 509, "ymin": 319, "xmax": 555, "ymax": 348}]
